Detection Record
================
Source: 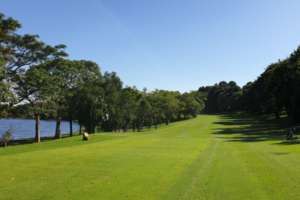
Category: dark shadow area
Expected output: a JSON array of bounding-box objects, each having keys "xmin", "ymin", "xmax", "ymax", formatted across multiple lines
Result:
[
  {"xmin": 5, "ymin": 134, "xmax": 76, "ymax": 146},
  {"xmin": 213, "ymin": 113, "xmax": 300, "ymax": 145},
  {"xmin": 0, "ymin": 133, "xmax": 130, "ymax": 156}
]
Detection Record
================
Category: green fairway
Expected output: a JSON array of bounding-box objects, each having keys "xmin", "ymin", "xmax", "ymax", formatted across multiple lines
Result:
[{"xmin": 1, "ymin": 115, "xmax": 300, "ymax": 200}]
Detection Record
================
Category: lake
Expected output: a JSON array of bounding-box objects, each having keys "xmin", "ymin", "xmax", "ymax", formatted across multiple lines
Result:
[{"xmin": 0, "ymin": 119, "xmax": 79, "ymax": 140}]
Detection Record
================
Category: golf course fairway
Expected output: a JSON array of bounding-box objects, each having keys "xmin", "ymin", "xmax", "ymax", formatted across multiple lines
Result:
[{"xmin": 1, "ymin": 115, "xmax": 300, "ymax": 200}]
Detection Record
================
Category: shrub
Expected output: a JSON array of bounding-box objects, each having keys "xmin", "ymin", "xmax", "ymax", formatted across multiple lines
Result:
[{"xmin": 1, "ymin": 127, "xmax": 13, "ymax": 147}]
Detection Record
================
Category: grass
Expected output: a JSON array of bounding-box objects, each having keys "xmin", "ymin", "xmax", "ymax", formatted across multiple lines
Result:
[{"xmin": 1, "ymin": 114, "xmax": 300, "ymax": 200}]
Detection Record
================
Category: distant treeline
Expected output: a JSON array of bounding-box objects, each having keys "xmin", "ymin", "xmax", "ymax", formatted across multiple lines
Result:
[{"xmin": 0, "ymin": 12, "xmax": 204, "ymax": 142}]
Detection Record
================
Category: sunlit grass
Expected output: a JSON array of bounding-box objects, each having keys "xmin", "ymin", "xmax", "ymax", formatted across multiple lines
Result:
[{"xmin": 1, "ymin": 115, "xmax": 300, "ymax": 200}]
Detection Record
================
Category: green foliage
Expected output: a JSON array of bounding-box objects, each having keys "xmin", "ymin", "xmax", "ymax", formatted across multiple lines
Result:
[
  {"xmin": 0, "ymin": 12, "xmax": 67, "ymax": 124},
  {"xmin": 241, "ymin": 46, "xmax": 300, "ymax": 122},
  {"xmin": 118, "ymin": 87, "xmax": 141, "ymax": 131},
  {"xmin": 72, "ymin": 62, "xmax": 104, "ymax": 133},
  {"xmin": 179, "ymin": 92, "xmax": 202, "ymax": 118},
  {"xmin": 20, "ymin": 59, "xmax": 105, "ymax": 135},
  {"xmin": 200, "ymin": 81, "xmax": 242, "ymax": 113},
  {"xmin": 0, "ymin": 14, "xmax": 20, "ymax": 108},
  {"xmin": 101, "ymin": 72, "xmax": 123, "ymax": 131},
  {"xmin": 136, "ymin": 96, "xmax": 152, "ymax": 130}
]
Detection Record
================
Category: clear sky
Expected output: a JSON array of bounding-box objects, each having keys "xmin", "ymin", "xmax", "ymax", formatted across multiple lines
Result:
[{"xmin": 2, "ymin": 0, "xmax": 300, "ymax": 92}]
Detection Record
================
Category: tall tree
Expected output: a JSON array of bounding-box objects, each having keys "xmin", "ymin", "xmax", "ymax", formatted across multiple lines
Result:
[
  {"xmin": 102, "ymin": 72, "xmax": 123, "ymax": 131},
  {"xmin": 72, "ymin": 61, "xmax": 104, "ymax": 134},
  {"xmin": 118, "ymin": 87, "xmax": 141, "ymax": 131},
  {"xmin": 0, "ymin": 12, "xmax": 67, "ymax": 142},
  {"xmin": 203, "ymin": 81, "xmax": 242, "ymax": 113},
  {"xmin": 136, "ymin": 96, "xmax": 152, "ymax": 131},
  {"xmin": 179, "ymin": 92, "xmax": 202, "ymax": 119}
]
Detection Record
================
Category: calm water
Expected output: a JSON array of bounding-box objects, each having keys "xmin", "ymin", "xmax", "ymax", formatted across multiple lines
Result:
[{"xmin": 0, "ymin": 119, "xmax": 79, "ymax": 140}]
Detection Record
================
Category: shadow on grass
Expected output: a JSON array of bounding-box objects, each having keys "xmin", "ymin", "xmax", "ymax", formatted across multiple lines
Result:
[
  {"xmin": 0, "ymin": 133, "xmax": 130, "ymax": 156},
  {"xmin": 6, "ymin": 134, "xmax": 76, "ymax": 146},
  {"xmin": 213, "ymin": 113, "xmax": 299, "ymax": 145},
  {"xmin": 276, "ymin": 140, "xmax": 300, "ymax": 145}
]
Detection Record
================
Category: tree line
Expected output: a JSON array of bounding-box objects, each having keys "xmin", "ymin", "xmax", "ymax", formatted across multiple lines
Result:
[
  {"xmin": 197, "ymin": 48, "xmax": 300, "ymax": 124},
  {"xmin": 0, "ymin": 13, "xmax": 204, "ymax": 142},
  {"xmin": 240, "ymin": 49, "xmax": 300, "ymax": 123},
  {"xmin": 2, "ymin": 11, "xmax": 300, "ymax": 144}
]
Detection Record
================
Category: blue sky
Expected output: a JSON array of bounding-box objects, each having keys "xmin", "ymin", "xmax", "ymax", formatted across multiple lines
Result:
[{"xmin": 2, "ymin": 0, "xmax": 300, "ymax": 91}]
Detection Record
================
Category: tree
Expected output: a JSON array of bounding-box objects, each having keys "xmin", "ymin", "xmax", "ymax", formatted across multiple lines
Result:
[
  {"xmin": 26, "ymin": 59, "xmax": 104, "ymax": 138},
  {"xmin": 101, "ymin": 72, "xmax": 123, "ymax": 131},
  {"xmin": 0, "ymin": 59, "xmax": 14, "ymax": 113},
  {"xmin": 147, "ymin": 92, "xmax": 165, "ymax": 128},
  {"xmin": 136, "ymin": 96, "xmax": 152, "ymax": 131},
  {"xmin": 71, "ymin": 61, "xmax": 104, "ymax": 134},
  {"xmin": 202, "ymin": 81, "xmax": 242, "ymax": 113},
  {"xmin": 0, "ymin": 13, "xmax": 21, "ymax": 114},
  {"xmin": 18, "ymin": 65, "xmax": 53, "ymax": 142},
  {"xmin": 240, "ymin": 46, "xmax": 300, "ymax": 123},
  {"xmin": 150, "ymin": 90, "xmax": 181, "ymax": 125},
  {"xmin": 118, "ymin": 87, "xmax": 140, "ymax": 131},
  {"xmin": 0, "ymin": 12, "xmax": 67, "ymax": 142},
  {"xmin": 179, "ymin": 92, "xmax": 202, "ymax": 119}
]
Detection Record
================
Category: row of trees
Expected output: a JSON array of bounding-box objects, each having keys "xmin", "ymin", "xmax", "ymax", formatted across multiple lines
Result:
[
  {"xmin": 197, "ymin": 48, "xmax": 300, "ymax": 124},
  {"xmin": 0, "ymin": 12, "xmax": 204, "ymax": 143},
  {"xmin": 4, "ymin": 10, "xmax": 299, "ymax": 145},
  {"xmin": 240, "ymin": 48, "xmax": 300, "ymax": 123}
]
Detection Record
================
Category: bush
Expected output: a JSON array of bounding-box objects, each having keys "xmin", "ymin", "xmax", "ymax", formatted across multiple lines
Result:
[{"xmin": 1, "ymin": 127, "xmax": 13, "ymax": 147}]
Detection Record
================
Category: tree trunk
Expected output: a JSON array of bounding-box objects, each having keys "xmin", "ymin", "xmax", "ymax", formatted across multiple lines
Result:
[
  {"xmin": 34, "ymin": 113, "xmax": 40, "ymax": 143},
  {"xmin": 79, "ymin": 124, "xmax": 82, "ymax": 135},
  {"xmin": 54, "ymin": 117, "xmax": 61, "ymax": 139},
  {"xmin": 69, "ymin": 118, "xmax": 73, "ymax": 137},
  {"xmin": 88, "ymin": 124, "xmax": 95, "ymax": 134},
  {"xmin": 275, "ymin": 112, "xmax": 280, "ymax": 120}
]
